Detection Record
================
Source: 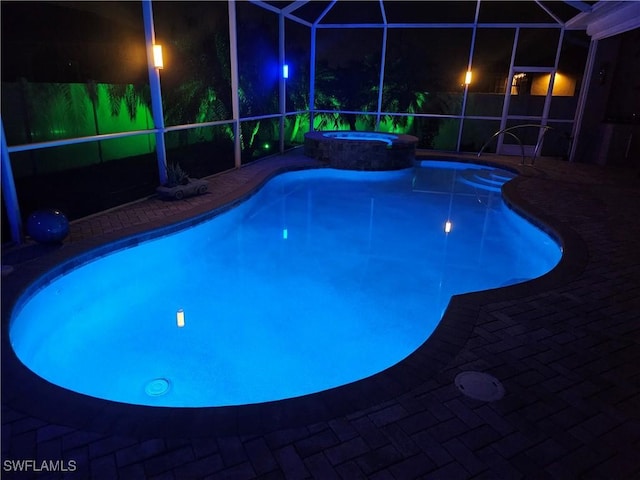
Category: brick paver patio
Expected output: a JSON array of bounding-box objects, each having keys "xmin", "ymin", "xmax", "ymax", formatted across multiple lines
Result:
[{"xmin": 2, "ymin": 149, "xmax": 639, "ymax": 479}]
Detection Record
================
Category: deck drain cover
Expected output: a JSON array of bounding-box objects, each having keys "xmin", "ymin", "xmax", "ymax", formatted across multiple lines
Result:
[
  {"xmin": 145, "ymin": 378, "xmax": 170, "ymax": 397},
  {"xmin": 455, "ymin": 371, "xmax": 504, "ymax": 401}
]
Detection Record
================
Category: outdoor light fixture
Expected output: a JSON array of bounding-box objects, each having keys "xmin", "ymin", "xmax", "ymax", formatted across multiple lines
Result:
[
  {"xmin": 464, "ymin": 71, "xmax": 472, "ymax": 85},
  {"xmin": 282, "ymin": 228, "xmax": 288, "ymax": 240},
  {"xmin": 153, "ymin": 44, "xmax": 164, "ymax": 69},
  {"xmin": 283, "ymin": 64, "xmax": 289, "ymax": 79},
  {"xmin": 176, "ymin": 308, "xmax": 185, "ymax": 327},
  {"xmin": 444, "ymin": 220, "xmax": 453, "ymax": 234},
  {"xmin": 511, "ymin": 73, "xmax": 526, "ymax": 95}
]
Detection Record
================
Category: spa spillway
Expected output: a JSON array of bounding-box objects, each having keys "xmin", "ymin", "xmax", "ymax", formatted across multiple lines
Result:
[{"xmin": 304, "ymin": 131, "xmax": 418, "ymax": 170}]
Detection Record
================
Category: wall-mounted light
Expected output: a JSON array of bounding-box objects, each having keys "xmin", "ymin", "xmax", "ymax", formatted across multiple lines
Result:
[
  {"xmin": 282, "ymin": 228, "xmax": 288, "ymax": 240},
  {"xmin": 153, "ymin": 44, "xmax": 164, "ymax": 69},
  {"xmin": 464, "ymin": 71, "xmax": 472, "ymax": 85},
  {"xmin": 283, "ymin": 64, "xmax": 289, "ymax": 79},
  {"xmin": 176, "ymin": 308, "xmax": 185, "ymax": 327},
  {"xmin": 444, "ymin": 220, "xmax": 452, "ymax": 234}
]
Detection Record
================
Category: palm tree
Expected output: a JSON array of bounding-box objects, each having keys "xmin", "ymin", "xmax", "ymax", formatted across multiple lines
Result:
[{"xmin": 314, "ymin": 55, "xmax": 380, "ymax": 131}]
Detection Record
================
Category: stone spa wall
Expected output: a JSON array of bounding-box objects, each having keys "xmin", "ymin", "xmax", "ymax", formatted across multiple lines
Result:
[{"xmin": 304, "ymin": 131, "xmax": 419, "ymax": 170}]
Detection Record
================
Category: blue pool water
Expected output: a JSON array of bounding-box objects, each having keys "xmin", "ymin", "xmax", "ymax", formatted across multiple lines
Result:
[
  {"xmin": 10, "ymin": 161, "xmax": 561, "ymax": 407},
  {"xmin": 322, "ymin": 131, "xmax": 396, "ymax": 144}
]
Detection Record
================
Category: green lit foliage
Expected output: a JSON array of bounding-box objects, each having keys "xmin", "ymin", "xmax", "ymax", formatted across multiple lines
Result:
[
  {"xmin": 378, "ymin": 91, "xmax": 429, "ymax": 134},
  {"xmin": 25, "ymin": 81, "xmax": 94, "ymax": 141},
  {"xmin": 313, "ymin": 113, "xmax": 350, "ymax": 131},
  {"xmin": 312, "ymin": 63, "xmax": 352, "ymax": 131},
  {"xmin": 165, "ymin": 76, "xmax": 230, "ymax": 128},
  {"xmin": 1, "ymin": 80, "xmax": 155, "ymax": 174},
  {"xmin": 235, "ymin": 4, "xmax": 280, "ymax": 160},
  {"xmin": 94, "ymin": 84, "xmax": 155, "ymax": 160},
  {"xmin": 236, "ymin": 3, "xmax": 279, "ymax": 118},
  {"xmin": 314, "ymin": 55, "xmax": 380, "ymax": 131},
  {"xmin": 240, "ymin": 118, "xmax": 279, "ymax": 163},
  {"xmin": 311, "ymin": 49, "xmax": 459, "ymax": 149},
  {"xmin": 162, "ymin": 28, "xmax": 232, "ymax": 130},
  {"xmin": 284, "ymin": 114, "xmax": 310, "ymax": 145},
  {"xmin": 282, "ymin": 40, "xmax": 312, "ymax": 145},
  {"xmin": 379, "ymin": 53, "xmax": 440, "ymax": 139},
  {"xmin": 195, "ymin": 87, "xmax": 228, "ymax": 124},
  {"xmin": 379, "ymin": 30, "xmax": 467, "ymax": 147},
  {"xmin": 240, "ymin": 120, "xmax": 261, "ymax": 153},
  {"xmin": 86, "ymin": 81, "xmax": 104, "ymax": 162},
  {"xmin": 314, "ymin": 62, "xmax": 342, "ymax": 111},
  {"xmin": 284, "ymin": 19, "xmax": 311, "ymax": 115},
  {"xmin": 157, "ymin": 1, "xmax": 232, "ymax": 136},
  {"xmin": 238, "ymin": 90, "xmax": 266, "ymax": 160},
  {"xmin": 104, "ymin": 84, "xmax": 151, "ymax": 122},
  {"xmin": 5, "ymin": 81, "xmax": 154, "ymax": 144}
]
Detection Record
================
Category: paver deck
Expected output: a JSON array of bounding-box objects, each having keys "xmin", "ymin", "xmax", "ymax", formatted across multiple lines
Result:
[{"xmin": 2, "ymin": 149, "xmax": 639, "ymax": 479}]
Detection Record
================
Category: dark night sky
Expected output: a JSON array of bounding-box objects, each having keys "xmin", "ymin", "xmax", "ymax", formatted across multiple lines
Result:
[
  {"xmin": 1, "ymin": 1, "xmax": 146, "ymax": 83},
  {"xmin": 1, "ymin": 1, "xmax": 585, "ymax": 84}
]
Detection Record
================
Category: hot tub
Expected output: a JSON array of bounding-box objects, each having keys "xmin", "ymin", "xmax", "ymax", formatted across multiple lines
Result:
[{"xmin": 304, "ymin": 130, "xmax": 418, "ymax": 170}]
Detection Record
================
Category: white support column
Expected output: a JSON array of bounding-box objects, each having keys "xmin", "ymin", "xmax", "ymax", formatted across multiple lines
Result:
[
  {"xmin": 376, "ymin": 25, "xmax": 387, "ymax": 131},
  {"xmin": 538, "ymin": 28, "xmax": 565, "ymax": 152},
  {"xmin": 142, "ymin": 0, "xmax": 167, "ymax": 185},
  {"xmin": 497, "ymin": 27, "xmax": 520, "ymax": 154},
  {"xmin": 309, "ymin": 1, "xmax": 334, "ymax": 133},
  {"xmin": 375, "ymin": 0, "xmax": 388, "ymax": 131},
  {"xmin": 309, "ymin": 25, "xmax": 317, "ymax": 132},
  {"xmin": 570, "ymin": 37, "xmax": 598, "ymax": 162},
  {"xmin": 1, "ymin": 118, "xmax": 23, "ymax": 244},
  {"xmin": 457, "ymin": 0, "xmax": 481, "ymax": 151},
  {"xmin": 229, "ymin": 0, "xmax": 241, "ymax": 168},
  {"xmin": 279, "ymin": 12, "xmax": 286, "ymax": 152}
]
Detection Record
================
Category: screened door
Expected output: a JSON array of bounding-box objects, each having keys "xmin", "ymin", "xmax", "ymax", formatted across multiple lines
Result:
[{"xmin": 499, "ymin": 68, "xmax": 554, "ymax": 156}]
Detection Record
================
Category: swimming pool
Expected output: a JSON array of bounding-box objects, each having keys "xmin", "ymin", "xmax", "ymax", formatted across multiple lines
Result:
[{"xmin": 9, "ymin": 161, "xmax": 561, "ymax": 408}]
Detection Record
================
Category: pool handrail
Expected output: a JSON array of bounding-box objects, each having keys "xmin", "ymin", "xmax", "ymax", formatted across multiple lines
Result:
[{"xmin": 477, "ymin": 124, "xmax": 568, "ymax": 165}]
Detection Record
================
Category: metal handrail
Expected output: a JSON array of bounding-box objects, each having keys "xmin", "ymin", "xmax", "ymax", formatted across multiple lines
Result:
[{"xmin": 477, "ymin": 124, "xmax": 559, "ymax": 165}]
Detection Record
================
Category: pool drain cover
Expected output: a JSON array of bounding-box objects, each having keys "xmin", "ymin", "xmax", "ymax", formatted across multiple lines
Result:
[
  {"xmin": 455, "ymin": 371, "xmax": 504, "ymax": 401},
  {"xmin": 145, "ymin": 378, "xmax": 170, "ymax": 397}
]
